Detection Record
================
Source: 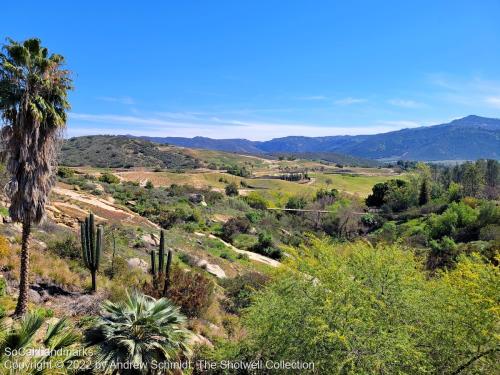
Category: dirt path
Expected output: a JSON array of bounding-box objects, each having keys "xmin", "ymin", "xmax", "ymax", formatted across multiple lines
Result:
[
  {"xmin": 195, "ymin": 232, "xmax": 281, "ymax": 268},
  {"xmin": 51, "ymin": 186, "xmax": 159, "ymax": 229}
]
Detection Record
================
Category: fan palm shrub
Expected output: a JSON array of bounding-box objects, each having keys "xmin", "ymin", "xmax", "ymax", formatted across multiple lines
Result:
[
  {"xmin": 0, "ymin": 38, "xmax": 72, "ymax": 316},
  {"xmin": 0, "ymin": 312, "xmax": 82, "ymax": 374},
  {"xmin": 85, "ymin": 291, "xmax": 191, "ymax": 374}
]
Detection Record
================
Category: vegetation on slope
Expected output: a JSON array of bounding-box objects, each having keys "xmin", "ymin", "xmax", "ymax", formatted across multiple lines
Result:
[{"xmin": 61, "ymin": 135, "xmax": 200, "ymax": 169}]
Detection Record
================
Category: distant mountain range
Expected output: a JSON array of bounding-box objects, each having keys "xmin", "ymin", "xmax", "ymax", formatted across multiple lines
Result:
[{"xmin": 138, "ymin": 115, "xmax": 500, "ymax": 161}]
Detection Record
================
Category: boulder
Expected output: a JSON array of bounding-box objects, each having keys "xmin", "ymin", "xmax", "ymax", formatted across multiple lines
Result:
[
  {"xmin": 141, "ymin": 233, "xmax": 159, "ymax": 247},
  {"xmin": 189, "ymin": 333, "xmax": 213, "ymax": 348},
  {"xmin": 27, "ymin": 289, "xmax": 42, "ymax": 304},
  {"xmin": 127, "ymin": 258, "xmax": 149, "ymax": 273}
]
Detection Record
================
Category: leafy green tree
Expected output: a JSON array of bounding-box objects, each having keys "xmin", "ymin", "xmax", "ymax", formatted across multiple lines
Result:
[
  {"xmin": 365, "ymin": 182, "xmax": 388, "ymax": 207},
  {"xmin": 365, "ymin": 179, "xmax": 415, "ymax": 211},
  {"xmin": 462, "ymin": 163, "xmax": 483, "ymax": 197},
  {"xmin": 485, "ymin": 159, "xmax": 499, "ymax": 188},
  {"xmin": 85, "ymin": 291, "xmax": 191, "ymax": 374},
  {"xmin": 0, "ymin": 38, "xmax": 72, "ymax": 316}
]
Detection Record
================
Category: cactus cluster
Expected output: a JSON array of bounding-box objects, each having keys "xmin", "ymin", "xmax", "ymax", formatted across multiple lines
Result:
[
  {"xmin": 81, "ymin": 213, "xmax": 103, "ymax": 293},
  {"xmin": 150, "ymin": 230, "xmax": 172, "ymax": 296}
]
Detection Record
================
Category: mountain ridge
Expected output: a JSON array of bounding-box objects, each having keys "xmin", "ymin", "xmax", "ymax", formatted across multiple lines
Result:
[{"xmin": 136, "ymin": 115, "xmax": 500, "ymax": 161}]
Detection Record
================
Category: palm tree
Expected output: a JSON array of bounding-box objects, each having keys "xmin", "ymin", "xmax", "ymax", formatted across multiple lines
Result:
[
  {"xmin": 0, "ymin": 38, "xmax": 72, "ymax": 316},
  {"xmin": 85, "ymin": 291, "xmax": 191, "ymax": 374}
]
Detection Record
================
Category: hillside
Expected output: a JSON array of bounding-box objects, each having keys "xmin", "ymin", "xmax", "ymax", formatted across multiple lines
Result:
[
  {"xmin": 61, "ymin": 135, "xmax": 200, "ymax": 169},
  {"xmin": 62, "ymin": 135, "xmax": 381, "ymax": 169},
  {"xmin": 266, "ymin": 151, "xmax": 380, "ymax": 167},
  {"xmin": 142, "ymin": 115, "xmax": 500, "ymax": 161}
]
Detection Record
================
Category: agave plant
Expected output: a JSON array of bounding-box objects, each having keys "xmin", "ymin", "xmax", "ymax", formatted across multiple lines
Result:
[
  {"xmin": 85, "ymin": 291, "xmax": 191, "ymax": 374},
  {"xmin": 0, "ymin": 313, "xmax": 82, "ymax": 374}
]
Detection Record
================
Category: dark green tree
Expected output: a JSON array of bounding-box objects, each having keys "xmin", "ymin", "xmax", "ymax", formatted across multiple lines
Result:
[
  {"xmin": 418, "ymin": 179, "xmax": 430, "ymax": 206},
  {"xmin": 485, "ymin": 159, "xmax": 499, "ymax": 188}
]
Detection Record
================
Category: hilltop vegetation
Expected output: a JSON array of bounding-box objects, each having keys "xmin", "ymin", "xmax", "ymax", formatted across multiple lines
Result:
[{"xmin": 61, "ymin": 135, "xmax": 200, "ymax": 169}]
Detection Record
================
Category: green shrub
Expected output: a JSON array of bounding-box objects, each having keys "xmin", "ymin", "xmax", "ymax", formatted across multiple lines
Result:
[
  {"xmin": 479, "ymin": 224, "xmax": 500, "ymax": 241},
  {"xmin": 447, "ymin": 182, "xmax": 463, "ymax": 202},
  {"xmin": 232, "ymin": 233, "xmax": 258, "ymax": 250},
  {"xmin": 252, "ymin": 232, "xmax": 282, "ymax": 259},
  {"xmin": 225, "ymin": 182, "xmax": 239, "ymax": 197},
  {"xmin": 427, "ymin": 202, "xmax": 478, "ymax": 240},
  {"xmin": 226, "ymin": 165, "xmax": 251, "ymax": 178},
  {"xmin": 427, "ymin": 236, "xmax": 459, "ymax": 270},
  {"xmin": 57, "ymin": 166, "xmax": 75, "ymax": 178},
  {"xmin": 47, "ymin": 234, "xmax": 80, "ymax": 260},
  {"xmin": 99, "ymin": 172, "xmax": 120, "ymax": 184},
  {"xmin": 0, "ymin": 276, "xmax": 7, "ymax": 297},
  {"xmin": 314, "ymin": 188, "xmax": 339, "ymax": 201},
  {"xmin": 222, "ymin": 217, "xmax": 251, "ymax": 242},
  {"xmin": 285, "ymin": 196, "xmax": 307, "ymax": 210},
  {"xmin": 243, "ymin": 192, "xmax": 269, "ymax": 210},
  {"xmin": 34, "ymin": 307, "xmax": 54, "ymax": 318},
  {"xmin": 220, "ymin": 251, "xmax": 234, "ymax": 261},
  {"xmin": 221, "ymin": 272, "xmax": 269, "ymax": 314},
  {"xmin": 242, "ymin": 239, "xmax": 499, "ymax": 374},
  {"xmin": 245, "ymin": 211, "xmax": 262, "ymax": 224}
]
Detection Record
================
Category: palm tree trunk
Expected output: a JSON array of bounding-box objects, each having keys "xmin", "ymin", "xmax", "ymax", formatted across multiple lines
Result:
[{"xmin": 14, "ymin": 218, "xmax": 31, "ymax": 317}]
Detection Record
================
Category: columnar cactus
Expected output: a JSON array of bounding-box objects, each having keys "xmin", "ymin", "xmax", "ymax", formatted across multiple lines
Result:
[
  {"xmin": 149, "ymin": 230, "xmax": 173, "ymax": 295},
  {"xmin": 80, "ymin": 213, "xmax": 103, "ymax": 293},
  {"xmin": 159, "ymin": 230, "xmax": 165, "ymax": 275},
  {"xmin": 163, "ymin": 246, "xmax": 172, "ymax": 295}
]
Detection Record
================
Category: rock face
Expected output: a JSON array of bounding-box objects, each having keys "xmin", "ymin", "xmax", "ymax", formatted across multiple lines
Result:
[
  {"xmin": 127, "ymin": 258, "xmax": 149, "ymax": 273},
  {"xmin": 141, "ymin": 233, "xmax": 159, "ymax": 247},
  {"xmin": 27, "ymin": 289, "xmax": 42, "ymax": 304},
  {"xmin": 179, "ymin": 252, "xmax": 226, "ymax": 279}
]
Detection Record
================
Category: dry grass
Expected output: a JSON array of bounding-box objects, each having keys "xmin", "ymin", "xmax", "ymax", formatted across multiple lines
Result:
[{"xmin": 0, "ymin": 240, "xmax": 86, "ymax": 289}]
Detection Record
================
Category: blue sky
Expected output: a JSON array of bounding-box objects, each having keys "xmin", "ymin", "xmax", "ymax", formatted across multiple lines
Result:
[{"xmin": 3, "ymin": 0, "xmax": 500, "ymax": 139}]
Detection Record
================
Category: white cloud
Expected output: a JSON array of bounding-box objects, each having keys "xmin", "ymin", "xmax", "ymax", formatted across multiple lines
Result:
[
  {"xmin": 67, "ymin": 112, "xmax": 431, "ymax": 140},
  {"xmin": 387, "ymin": 99, "xmax": 423, "ymax": 108},
  {"xmin": 485, "ymin": 96, "xmax": 500, "ymax": 108},
  {"xmin": 334, "ymin": 97, "xmax": 367, "ymax": 105},
  {"xmin": 426, "ymin": 74, "xmax": 500, "ymax": 109},
  {"xmin": 376, "ymin": 120, "xmax": 422, "ymax": 128}
]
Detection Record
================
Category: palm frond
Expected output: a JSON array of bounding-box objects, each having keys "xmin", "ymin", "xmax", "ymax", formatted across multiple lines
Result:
[{"xmin": 85, "ymin": 291, "xmax": 192, "ymax": 373}]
